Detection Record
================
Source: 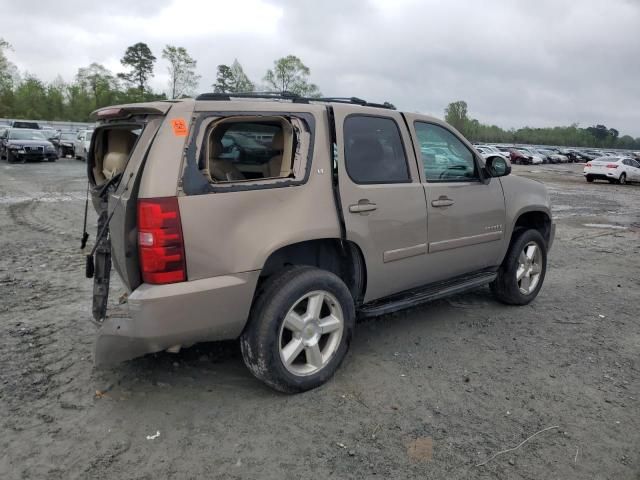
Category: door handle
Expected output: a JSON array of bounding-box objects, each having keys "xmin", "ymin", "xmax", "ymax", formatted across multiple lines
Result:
[
  {"xmin": 349, "ymin": 200, "xmax": 377, "ymax": 213},
  {"xmin": 431, "ymin": 196, "xmax": 455, "ymax": 207}
]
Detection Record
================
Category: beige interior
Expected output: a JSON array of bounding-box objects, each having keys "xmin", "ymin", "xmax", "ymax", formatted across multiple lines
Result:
[
  {"xmin": 205, "ymin": 116, "xmax": 295, "ymax": 183},
  {"xmin": 93, "ymin": 129, "xmax": 137, "ymax": 184},
  {"xmin": 208, "ymin": 137, "xmax": 246, "ymax": 181}
]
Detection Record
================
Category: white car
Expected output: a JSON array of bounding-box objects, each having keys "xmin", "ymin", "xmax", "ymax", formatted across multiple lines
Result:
[
  {"xmin": 584, "ymin": 157, "xmax": 640, "ymax": 184},
  {"xmin": 73, "ymin": 129, "xmax": 93, "ymax": 161},
  {"xmin": 475, "ymin": 145, "xmax": 509, "ymax": 162},
  {"xmin": 538, "ymin": 148, "xmax": 568, "ymax": 164}
]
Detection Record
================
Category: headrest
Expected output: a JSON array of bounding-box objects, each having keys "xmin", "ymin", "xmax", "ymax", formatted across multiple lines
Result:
[
  {"xmin": 271, "ymin": 131, "xmax": 284, "ymax": 151},
  {"xmin": 210, "ymin": 138, "xmax": 224, "ymax": 157},
  {"xmin": 108, "ymin": 129, "xmax": 136, "ymax": 153}
]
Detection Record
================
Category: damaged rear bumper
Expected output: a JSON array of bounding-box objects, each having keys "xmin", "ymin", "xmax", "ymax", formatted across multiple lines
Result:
[{"xmin": 94, "ymin": 271, "xmax": 260, "ymax": 367}]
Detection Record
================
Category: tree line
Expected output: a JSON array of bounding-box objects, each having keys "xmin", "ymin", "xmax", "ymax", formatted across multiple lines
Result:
[
  {"xmin": 0, "ymin": 39, "xmax": 320, "ymax": 122},
  {"xmin": 1, "ymin": 38, "xmax": 637, "ymax": 149},
  {"xmin": 445, "ymin": 100, "xmax": 640, "ymax": 150}
]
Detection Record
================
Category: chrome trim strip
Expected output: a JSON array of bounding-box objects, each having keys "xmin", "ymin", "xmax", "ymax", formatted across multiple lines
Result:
[
  {"xmin": 383, "ymin": 243, "xmax": 427, "ymax": 263},
  {"xmin": 429, "ymin": 231, "xmax": 502, "ymax": 253}
]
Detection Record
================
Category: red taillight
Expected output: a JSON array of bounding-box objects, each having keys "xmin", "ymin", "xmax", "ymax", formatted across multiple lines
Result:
[
  {"xmin": 606, "ymin": 164, "xmax": 618, "ymax": 169},
  {"xmin": 585, "ymin": 163, "xmax": 591, "ymax": 167},
  {"xmin": 137, "ymin": 197, "xmax": 186, "ymax": 284}
]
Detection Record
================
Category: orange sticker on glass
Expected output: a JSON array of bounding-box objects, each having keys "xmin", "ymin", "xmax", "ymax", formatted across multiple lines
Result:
[{"xmin": 171, "ymin": 118, "xmax": 188, "ymax": 137}]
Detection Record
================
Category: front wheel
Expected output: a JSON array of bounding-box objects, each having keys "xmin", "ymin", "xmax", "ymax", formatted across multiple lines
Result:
[
  {"xmin": 491, "ymin": 229, "xmax": 547, "ymax": 305},
  {"xmin": 240, "ymin": 266, "xmax": 355, "ymax": 393}
]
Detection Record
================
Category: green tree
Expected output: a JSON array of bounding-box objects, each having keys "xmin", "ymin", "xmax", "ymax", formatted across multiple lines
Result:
[
  {"xmin": 118, "ymin": 42, "xmax": 156, "ymax": 98},
  {"xmin": 0, "ymin": 38, "xmax": 18, "ymax": 117},
  {"xmin": 13, "ymin": 75, "xmax": 48, "ymax": 119},
  {"xmin": 212, "ymin": 59, "xmax": 253, "ymax": 93},
  {"xmin": 263, "ymin": 55, "xmax": 321, "ymax": 97},
  {"xmin": 76, "ymin": 63, "xmax": 119, "ymax": 109},
  {"xmin": 44, "ymin": 76, "xmax": 66, "ymax": 120},
  {"xmin": 212, "ymin": 64, "xmax": 233, "ymax": 93},
  {"xmin": 162, "ymin": 45, "xmax": 200, "ymax": 99},
  {"xmin": 444, "ymin": 101, "xmax": 469, "ymax": 134}
]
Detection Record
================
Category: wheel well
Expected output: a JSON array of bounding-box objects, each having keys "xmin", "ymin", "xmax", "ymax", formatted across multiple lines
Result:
[
  {"xmin": 514, "ymin": 211, "xmax": 551, "ymax": 245},
  {"xmin": 260, "ymin": 239, "xmax": 367, "ymax": 304}
]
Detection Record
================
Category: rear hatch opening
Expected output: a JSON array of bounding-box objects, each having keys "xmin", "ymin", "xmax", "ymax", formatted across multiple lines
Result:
[{"xmin": 86, "ymin": 108, "xmax": 168, "ymax": 322}]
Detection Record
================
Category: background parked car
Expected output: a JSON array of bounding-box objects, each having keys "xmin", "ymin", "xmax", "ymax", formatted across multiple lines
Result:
[
  {"xmin": 73, "ymin": 129, "xmax": 93, "ymax": 161},
  {"xmin": 515, "ymin": 147, "xmax": 544, "ymax": 164},
  {"xmin": 538, "ymin": 148, "xmax": 568, "ymax": 163},
  {"xmin": 9, "ymin": 120, "xmax": 41, "ymax": 129},
  {"xmin": 0, "ymin": 128, "xmax": 57, "ymax": 163},
  {"xmin": 475, "ymin": 145, "xmax": 509, "ymax": 163},
  {"xmin": 506, "ymin": 147, "xmax": 531, "ymax": 164},
  {"xmin": 54, "ymin": 131, "xmax": 77, "ymax": 158},
  {"xmin": 584, "ymin": 157, "xmax": 640, "ymax": 184}
]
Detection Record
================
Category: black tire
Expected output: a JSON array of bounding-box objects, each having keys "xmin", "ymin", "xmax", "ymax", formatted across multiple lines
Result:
[
  {"xmin": 490, "ymin": 229, "xmax": 547, "ymax": 305},
  {"xmin": 7, "ymin": 151, "xmax": 17, "ymax": 164},
  {"xmin": 586, "ymin": 175, "xmax": 594, "ymax": 183},
  {"xmin": 619, "ymin": 173, "xmax": 626, "ymax": 185},
  {"xmin": 48, "ymin": 157, "xmax": 57, "ymax": 162},
  {"xmin": 240, "ymin": 266, "xmax": 355, "ymax": 393}
]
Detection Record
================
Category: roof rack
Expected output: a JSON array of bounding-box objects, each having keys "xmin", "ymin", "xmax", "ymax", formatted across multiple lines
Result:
[{"xmin": 194, "ymin": 91, "xmax": 396, "ymax": 110}]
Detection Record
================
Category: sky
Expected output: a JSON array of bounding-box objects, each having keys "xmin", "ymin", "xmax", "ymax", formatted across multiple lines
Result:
[{"xmin": 2, "ymin": 0, "xmax": 639, "ymax": 136}]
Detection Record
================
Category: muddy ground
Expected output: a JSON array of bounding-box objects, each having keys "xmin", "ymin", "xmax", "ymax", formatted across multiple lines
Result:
[{"xmin": 0, "ymin": 158, "xmax": 638, "ymax": 479}]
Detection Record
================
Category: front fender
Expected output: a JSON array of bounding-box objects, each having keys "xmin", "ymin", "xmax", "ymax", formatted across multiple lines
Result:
[{"xmin": 499, "ymin": 174, "xmax": 553, "ymax": 250}]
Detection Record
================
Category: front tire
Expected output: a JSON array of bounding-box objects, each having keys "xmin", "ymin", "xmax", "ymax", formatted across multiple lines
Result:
[
  {"xmin": 240, "ymin": 266, "xmax": 355, "ymax": 393},
  {"xmin": 491, "ymin": 229, "xmax": 547, "ymax": 305}
]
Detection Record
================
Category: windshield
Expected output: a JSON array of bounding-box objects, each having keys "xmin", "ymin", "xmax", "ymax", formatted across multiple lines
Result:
[{"xmin": 8, "ymin": 130, "xmax": 46, "ymax": 140}]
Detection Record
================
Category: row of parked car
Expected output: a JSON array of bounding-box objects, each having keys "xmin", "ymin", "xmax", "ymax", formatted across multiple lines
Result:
[
  {"xmin": 0, "ymin": 120, "xmax": 93, "ymax": 163},
  {"xmin": 474, "ymin": 143, "xmax": 640, "ymax": 166}
]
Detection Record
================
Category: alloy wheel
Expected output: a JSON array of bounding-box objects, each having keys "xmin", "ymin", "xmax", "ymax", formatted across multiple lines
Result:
[
  {"xmin": 516, "ymin": 241, "xmax": 543, "ymax": 295},
  {"xmin": 278, "ymin": 290, "xmax": 344, "ymax": 376}
]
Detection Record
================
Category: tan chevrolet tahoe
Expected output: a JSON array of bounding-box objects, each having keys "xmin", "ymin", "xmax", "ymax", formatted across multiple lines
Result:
[{"xmin": 85, "ymin": 93, "xmax": 554, "ymax": 393}]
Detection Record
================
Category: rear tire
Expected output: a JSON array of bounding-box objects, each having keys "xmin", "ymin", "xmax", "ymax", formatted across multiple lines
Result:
[
  {"xmin": 491, "ymin": 229, "xmax": 547, "ymax": 305},
  {"xmin": 586, "ymin": 175, "xmax": 594, "ymax": 183},
  {"xmin": 240, "ymin": 266, "xmax": 355, "ymax": 393},
  {"xmin": 619, "ymin": 173, "xmax": 626, "ymax": 185}
]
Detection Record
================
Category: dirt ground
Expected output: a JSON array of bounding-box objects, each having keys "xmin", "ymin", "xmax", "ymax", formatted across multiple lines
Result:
[{"xmin": 1, "ymin": 158, "xmax": 638, "ymax": 479}]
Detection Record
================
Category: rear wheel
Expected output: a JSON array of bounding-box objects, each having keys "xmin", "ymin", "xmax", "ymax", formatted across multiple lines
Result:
[
  {"xmin": 619, "ymin": 173, "xmax": 626, "ymax": 185},
  {"xmin": 586, "ymin": 175, "xmax": 594, "ymax": 183},
  {"xmin": 491, "ymin": 229, "xmax": 547, "ymax": 305},
  {"xmin": 240, "ymin": 266, "xmax": 355, "ymax": 393}
]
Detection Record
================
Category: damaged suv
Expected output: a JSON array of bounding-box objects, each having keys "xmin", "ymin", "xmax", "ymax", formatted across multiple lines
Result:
[{"xmin": 85, "ymin": 93, "xmax": 554, "ymax": 393}]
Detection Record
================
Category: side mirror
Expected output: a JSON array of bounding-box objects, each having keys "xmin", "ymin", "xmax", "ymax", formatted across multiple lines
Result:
[{"xmin": 485, "ymin": 156, "xmax": 511, "ymax": 177}]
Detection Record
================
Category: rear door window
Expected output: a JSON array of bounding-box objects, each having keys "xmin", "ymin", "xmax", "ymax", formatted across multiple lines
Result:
[{"xmin": 343, "ymin": 115, "xmax": 410, "ymax": 184}]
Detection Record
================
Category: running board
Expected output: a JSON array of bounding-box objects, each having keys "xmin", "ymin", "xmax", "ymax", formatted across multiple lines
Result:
[{"xmin": 358, "ymin": 270, "xmax": 497, "ymax": 318}]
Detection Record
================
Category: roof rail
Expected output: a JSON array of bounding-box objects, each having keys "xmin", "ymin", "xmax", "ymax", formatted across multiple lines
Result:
[{"xmin": 194, "ymin": 91, "xmax": 396, "ymax": 110}]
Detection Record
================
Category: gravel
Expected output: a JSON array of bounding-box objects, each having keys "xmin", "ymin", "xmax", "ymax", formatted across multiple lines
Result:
[{"xmin": 1, "ymin": 159, "xmax": 638, "ymax": 479}]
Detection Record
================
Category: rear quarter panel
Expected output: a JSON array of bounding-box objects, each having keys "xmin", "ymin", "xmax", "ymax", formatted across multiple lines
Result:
[{"xmin": 176, "ymin": 107, "xmax": 341, "ymax": 280}]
